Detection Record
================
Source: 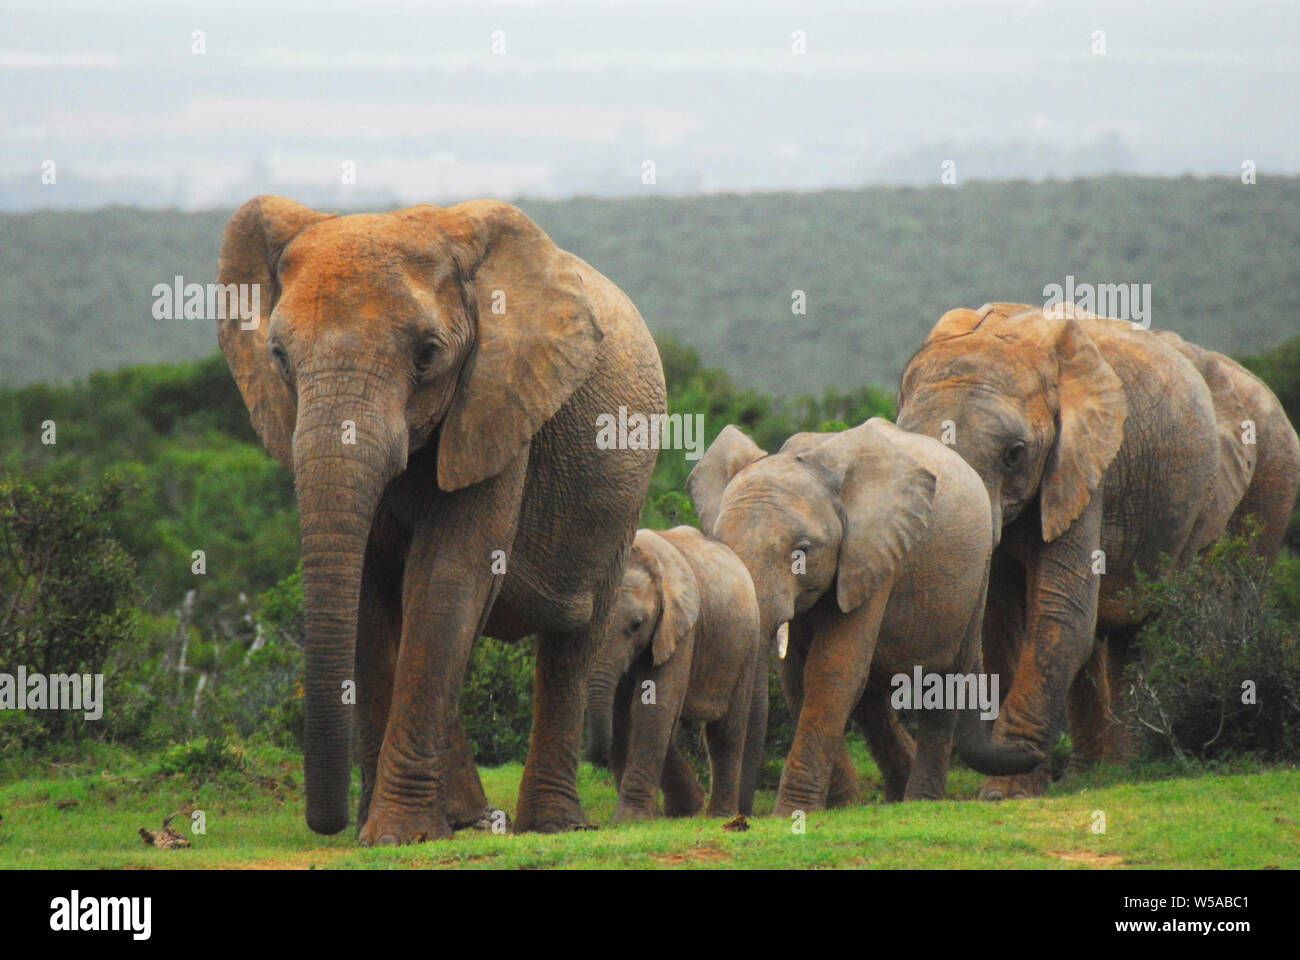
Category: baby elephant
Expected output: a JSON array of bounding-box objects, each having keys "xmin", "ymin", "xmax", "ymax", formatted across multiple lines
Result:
[
  {"xmin": 586, "ymin": 527, "xmax": 766, "ymax": 821},
  {"xmin": 688, "ymin": 419, "xmax": 1043, "ymax": 816}
]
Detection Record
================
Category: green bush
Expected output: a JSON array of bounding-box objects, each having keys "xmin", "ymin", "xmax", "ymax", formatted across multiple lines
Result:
[
  {"xmin": 1121, "ymin": 532, "xmax": 1300, "ymax": 763},
  {"xmin": 461, "ymin": 638, "xmax": 535, "ymax": 767},
  {"xmin": 0, "ymin": 475, "xmax": 144, "ymax": 749},
  {"xmin": 154, "ymin": 736, "xmax": 246, "ymax": 778}
]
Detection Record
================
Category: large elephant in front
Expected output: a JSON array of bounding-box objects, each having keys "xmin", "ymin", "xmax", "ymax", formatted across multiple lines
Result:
[
  {"xmin": 688, "ymin": 420, "xmax": 1042, "ymax": 815},
  {"xmin": 896, "ymin": 302, "xmax": 1300, "ymax": 800},
  {"xmin": 587, "ymin": 527, "xmax": 765, "ymax": 821},
  {"xmin": 217, "ymin": 196, "xmax": 665, "ymax": 843}
]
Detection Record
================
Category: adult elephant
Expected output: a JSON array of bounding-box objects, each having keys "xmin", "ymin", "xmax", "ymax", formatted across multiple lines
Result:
[
  {"xmin": 217, "ymin": 196, "xmax": 665, "ymax": 843},
  {"xmin": 688, "ymin": 421, "xmax": 1042, "ymax": 814},
  {"xmin": 896, "ymin": 302, "xmax": 1300, "ymax": 799}
]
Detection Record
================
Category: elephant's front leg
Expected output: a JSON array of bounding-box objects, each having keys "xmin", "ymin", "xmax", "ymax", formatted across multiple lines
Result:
[
  {"xmin": 355, "ymin": 549, "xmax": 401, "ymax": 832},
  {"xmin": 610, "ymin": 657, "xmax": 691, "ymax": 822},
  {"xmin": 854, "ymin": 686, "xmax": 915, "ymax": 802},
  {"xmin": 981, "ymin": 500, "xmax": 1103, "ymax": 801},
  {"xmin": 777, "ymin": 617, "xmax": 857, "ymax": 806},
  {"xmin": 774, "ymin": 593, "xmax": 886, "ymax": 818},
  {"xmin": 359, "ymin": 463, "xmax": 524, "ymax": 846}
]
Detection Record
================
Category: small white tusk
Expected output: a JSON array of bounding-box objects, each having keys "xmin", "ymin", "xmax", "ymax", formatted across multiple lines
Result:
[{"xmin": 776, "ymin": 622, "xmax": 789, "ymax": 660}]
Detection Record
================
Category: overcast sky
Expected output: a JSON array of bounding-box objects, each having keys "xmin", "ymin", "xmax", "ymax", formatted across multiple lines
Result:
[{"xmin": 3, "ymin": 0, "xmax": 1298, "ymax": 208}]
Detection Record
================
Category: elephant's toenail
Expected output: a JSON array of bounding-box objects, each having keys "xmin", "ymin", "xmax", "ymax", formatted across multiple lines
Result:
[
  {"xmin": 379, "ymin": 834, "xmax": 400, "ymax": 846},
  {"xmin": 985, "ymin": 790, "xmax": 1005, "ymax": 802}
]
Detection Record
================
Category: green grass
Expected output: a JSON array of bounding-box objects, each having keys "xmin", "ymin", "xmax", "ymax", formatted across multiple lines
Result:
[{"xmin": 0, "ymin": 740, "xmax": 1295, "ymax": 869}]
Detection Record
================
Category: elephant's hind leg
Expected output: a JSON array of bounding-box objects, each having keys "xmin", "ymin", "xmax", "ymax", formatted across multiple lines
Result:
[
  {"xmin": 515, "ymin": 628, "xmax": 600, "ymax": 833},
  {"xmin": 661, "ymin": 733, "xmax": 706, "ymax": 817},
  {"xmin": 904, "ymin": 707, "xmax": 958, "ymax": 801},
  {"xmin": 703, "ymin": 675, "xmax": 753, "ymax": 817},
  {"xmin": 737, "ymin": 655, "xmax": 769, "ymax": 816},
  {"xmin": 854, "ymin": 686, "xmax": 915, "ymax": 803}
]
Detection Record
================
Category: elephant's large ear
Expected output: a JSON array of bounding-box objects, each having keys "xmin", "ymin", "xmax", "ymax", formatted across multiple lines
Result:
[
  {"xmin": 1039, "ymin": 318, "xmax": 1128, "ymax": 542},
  {"xmin": 434, "ymin": 200, "xmax": 602, "ymax": 491},
  {"xmin": 686, "ymin": 425, "xmax": 768, "ymax": 534},
  {"xmin": 637, "ymin": 532, "xmax": 701, "ymax": 666},
  {"xmin": 217, "ymin": 196, "xmax": 332, "ymax": 470},
  {"xmin": 797, "ymin": 420, "xmax": 937, "ymax": 613}
]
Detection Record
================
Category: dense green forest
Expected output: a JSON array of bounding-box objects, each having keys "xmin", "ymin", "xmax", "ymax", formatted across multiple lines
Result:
[{"xmin": 3, "ymin": 176, "xmax": 1298, "ymax": 395}]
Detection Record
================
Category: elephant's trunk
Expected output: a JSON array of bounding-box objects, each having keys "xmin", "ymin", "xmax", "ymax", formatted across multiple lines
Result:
[
  {"xmin": 584, "ymin": 657, "xmax": 620, "ymax": 767},
  {"xmin": 294, "ymin": 383, "xmax": 406, "ymax": 835},
  {"xmin": 954, "ymin": 706, "xmax": 1045, "ymax": 776}
]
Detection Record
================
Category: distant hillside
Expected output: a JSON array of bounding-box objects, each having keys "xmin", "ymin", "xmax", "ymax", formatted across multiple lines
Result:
[{"xmin": 2, "ymin": 177, "xmax": 1297, "ymax": 395}]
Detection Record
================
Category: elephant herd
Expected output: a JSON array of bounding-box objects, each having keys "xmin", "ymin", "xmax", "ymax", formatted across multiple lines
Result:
[{"xmin": 217, "ymin": 197, "xmax": 1300, "ymax": 845}]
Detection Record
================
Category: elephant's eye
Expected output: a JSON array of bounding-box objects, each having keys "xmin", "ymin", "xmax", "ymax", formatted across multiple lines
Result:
[
  {"xmin": 414, "ymin": 340, "xmax": 439, "ymax": 373},
  {"xmin": 630, "ymin": 615, "xmax": 644, "ymax": 631},
  {"xmin": 1002, "ymin": 441, "xmax": 1027, "ymax": 471},
  {"xmin": 269, "ymin": 341, "xmax": 291, "ymax": 380}
]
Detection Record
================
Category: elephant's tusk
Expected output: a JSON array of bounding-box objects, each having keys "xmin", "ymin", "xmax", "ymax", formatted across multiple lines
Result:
[{"xmin": 776, "ymin": 621, "xmax": 789, "ymax": 659}]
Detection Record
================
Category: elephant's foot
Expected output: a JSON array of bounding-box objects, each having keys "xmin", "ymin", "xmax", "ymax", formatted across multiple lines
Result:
[
  {"xmin": 826, "ymin": 760, "xmax": 859, "ymax": 809},
  {"xmin": 978, "ymin": 767, "xmax": 1051, "ymax": 801},
  {"xmin": 358, "ymin": 804, "xmax": 454, "ymax": 846},
  {"xmin": 514, "ymin": 793, "xmax": 595, "ymax": 834},
  {"xmin": 611, "ymin": 800, "xmax": 659, "ymax": 823},
  {"xmin": 664, "ymin": 785, "xmax": 706, "ymax": 819}
]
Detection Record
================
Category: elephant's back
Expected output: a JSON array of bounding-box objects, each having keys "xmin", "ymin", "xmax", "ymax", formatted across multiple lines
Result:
[
  {"xmin": 869, "ymin": 421, "xmax": 992, "ymax": 654},
  {"xmin": 659, "ymin": 526, "xmax": 761, "ymax": 636}
]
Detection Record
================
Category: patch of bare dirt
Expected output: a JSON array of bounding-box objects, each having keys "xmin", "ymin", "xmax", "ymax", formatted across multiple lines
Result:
[
  {"xmin": 1048, "ymin": 850, "xmax": 1127, "ymax": 868},
  {"xmin": 217, "ymin": 849, "xmax": 355, "ymax": 870},
  {"xmin": 654, "ymin": 844, "xmax": 732, "ymax": 867}
]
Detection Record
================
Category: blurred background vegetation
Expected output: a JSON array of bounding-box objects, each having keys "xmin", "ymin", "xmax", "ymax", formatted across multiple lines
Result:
[
  {"xmin": 3, "ymin": 177, "xmax": 1299, "ymax": 396},
  {"xmin": 1, "ymin": 180, "xmax": 1298, "ymax": 781}
]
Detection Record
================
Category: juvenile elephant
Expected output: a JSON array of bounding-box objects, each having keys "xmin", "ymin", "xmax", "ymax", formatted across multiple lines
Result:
[
  {"xmin": 688, "ymin": 420, "xmax": 1042, "ymax": 815},
  {"xmin": 896, "ymin": 302, "xmax": 1300, "ymax": 800},
  {"xmin": 587, "ymin": 527, "xmax": 766, "ymax": 821},
  {"xmin": 217, "ymin": 196, "xmax": 665, "ymax": 843}
]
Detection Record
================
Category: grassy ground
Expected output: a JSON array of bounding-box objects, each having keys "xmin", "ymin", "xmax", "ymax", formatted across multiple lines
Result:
[{"xmin": 0, "ymin": 739, "xmax": 1295, "ymax": 869}]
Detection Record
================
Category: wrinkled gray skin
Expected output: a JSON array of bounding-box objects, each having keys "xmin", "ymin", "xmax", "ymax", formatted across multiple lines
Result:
[
  {"xmin": 586, "ymin": 527, "xmax": 766, "ymax": 821},
  {"xmin": 688, "ymin": 419, "xmax": 1043, "ymax": 816},
  {"xmin": 896, "ymin": 303, "xmax": 1300, "ymax": 800},
  {"xmin": 217, "ymin": 196, "xmax": 664, "ymax": 844}
]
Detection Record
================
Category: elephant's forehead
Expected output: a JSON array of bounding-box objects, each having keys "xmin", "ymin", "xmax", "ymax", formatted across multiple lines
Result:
[
  {"xmin": 722, "ymin": 463, "xmax": 823, "ymax": 515},
  {"xmin": 903, "ymin": 337, "xmax": 1047, "ymax": 396},
  {"xmin": 276, "ymin": 234, "xmax": 445, "ymax": 328}
]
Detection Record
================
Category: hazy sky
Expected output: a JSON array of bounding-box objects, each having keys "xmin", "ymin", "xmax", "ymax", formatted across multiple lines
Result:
[{"xmin": 3, "ymin": 0, "xmax": 1298, "ymax": 208}]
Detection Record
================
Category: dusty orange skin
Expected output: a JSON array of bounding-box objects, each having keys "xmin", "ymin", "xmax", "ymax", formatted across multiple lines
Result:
[
  {"xmin": 218, "ymin": 196, "xmax": 665, "ymax": 844},
  {"xmin": 897, "ymin": 303, "xmax": 1300, "ymax": 799}
]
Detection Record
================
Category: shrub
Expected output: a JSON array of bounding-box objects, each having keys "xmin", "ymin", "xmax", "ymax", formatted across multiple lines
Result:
[
  {"xmin": 1121, "ymin": 531, "xmax": 1300, "ymax": 763},
  {"xmin": 0, "ymin": 475, "xmax": 143, "ymax": 748},
  {"xmin": 154, "ymin": 736, "xmax": 246, "ymax": 778},
  {"xmin": 461, "ymin": 638, "xmax": 535, "ymax": 766}
]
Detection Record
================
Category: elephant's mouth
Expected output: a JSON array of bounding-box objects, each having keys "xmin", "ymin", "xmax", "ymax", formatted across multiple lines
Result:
[{"xmin": 773, "ymin": 621, "xmax": 790, "ymax": 659}]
